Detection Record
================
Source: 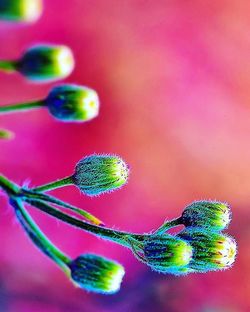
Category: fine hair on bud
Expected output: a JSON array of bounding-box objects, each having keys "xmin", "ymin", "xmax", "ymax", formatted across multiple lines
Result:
[
  {"xmin": 45, "ymin": 84, "xmax": 99, "ymax": 122},
  {"xmin": 136, "ymin": 234, "xmax": 193, "ymax": 273},
  {"xmin": 0, "ymin": 0, "xmax": 43, "ymax": 22},
  {"xmin": 178, "ymin": 227, "xmax": 237, "ymax": 272},
  {"xmin": 68, "ymin": 254, "xmax": 125, "ymax": 294},
  {"xmin": 17, "ymin": 44, "xmax": 75, "ymax": 82},
  {"xmin": 181, "ymin": 200, "xmax": 231, "ymax": 231},
  {"xmin": 72, "ymin": 154, "xmax": 129, "ymax": 196}
]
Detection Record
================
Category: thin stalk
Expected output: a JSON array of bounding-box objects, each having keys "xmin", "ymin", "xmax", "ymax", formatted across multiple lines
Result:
[
  {"xmin": 153, "ymin": 217, "xmax": 183, "ymax": 235},
  {"xmin": 0, "ymin": 100, "xmax": 44, "ymax": 114},
  {"xmin": 21, "ymin": 188, "xmax": 104, "ymax": 226},
  {"xmin": 0, "ymin": 174, "xmax": 19, "ymax": 196},
  {"xmin": 10, "ymin": 198, "xmax": 71, "ymax": 275},
  {"xmin": 32, "ymin": 176, "xmax": 73, "ymax": 193},
  {"xmin": 0, "ymin": 60, "xmax": 17, "ymax": 72},
  {"xmin": 25, "ymin": 198, "xmax": 147, "ymax": 247}
]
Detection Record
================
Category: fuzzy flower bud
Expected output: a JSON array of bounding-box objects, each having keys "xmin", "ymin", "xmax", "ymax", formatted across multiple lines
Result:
[
  {"xmin": 178, "ymin": 228, "xmax": 237, "ymax": 272},
  {"xmin": 138, "ymin": 234, "xmax": 193, "ymax": 273},
  {"xmin": 17, "ymin": 44, "xmax": 74, "ymax": 82},
  {"xmin": 181, "ymin": 200, "xmax": 231, "ymax": 231},
  {"xmin": 45, "ymin": 84, "xmax": 99, "ymax": 122},
  {"xmin": 68, "ymin": 254, "xmax": 125, "ymax": 294},
  {"xmin": 72, "ymin": 154, "xmax": 129, "ymax": 196},
  {"xmin": 0, "ymin": 0, "xmax": 43, "ymax": 22}
]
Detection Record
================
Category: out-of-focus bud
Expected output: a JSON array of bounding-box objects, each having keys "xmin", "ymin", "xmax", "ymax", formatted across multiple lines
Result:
[
  {"xmin": 181, "ymin": 200, "xmax": 231, "ymax": 231},
  {"xmin": 17, "ymin": 45, "xmax": 74, "ymax": 82},
  {"xmin": 72, "ymin": 154, "xmax": 129, "ymax": 196},
  {"xmin": 139, "ymin": 234, "xmax": 193, "ymax": 273},
  {"xmin": 68, "ymin": 254, "xmax": 125, "ymax": 294},
  {"xmin": 0, "ymin": 0, "xmax": 43, "ymax": 22},
  {"xmin": 0, "ymin": 128, "xmax": 14, "ymax": 139},
  {"xmin": 178, "ymin": 228, "xmax": 237, "ymax": 272},
  {"xmin": 45, "ymin": 84, "xmax": 99, "ymax": 122}
]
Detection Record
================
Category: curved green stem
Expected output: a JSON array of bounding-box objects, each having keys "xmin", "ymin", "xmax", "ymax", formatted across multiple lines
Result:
[
  {"xmin": 32, "ymin": 176, "xmax": 73, "ymax": 193},
  {"xmin": 25, "ymin": 198, "xmax": 147, "ymax": 247},
  {"xmin": 21, "ymin": 189, "xmax": 104, "ymax": 226},
  {"xmin": 10, "ymin": 198, "xmax": 71, "ymax": 275},
  {"xmin": 0, "ymin": 60, "xmax": 17, "ymax": 72},
  {"xmin": 0, "ymin": 100, "xmax": 44, "ymax": 114},
  {"xmin": 153, "ymin": 217, "xmax": 183, "ymax": 235}
]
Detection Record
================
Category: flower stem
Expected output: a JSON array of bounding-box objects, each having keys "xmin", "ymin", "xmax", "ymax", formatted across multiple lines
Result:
[
  {"xmin": 0, "ymin": 100, "xmax": 44, "ymax": 114},
  {"xmin": 21, "ymin": 189, "xmax": 104, "ymax": 226},
  {"xmin": 153, "ymin": 217, "xmax": 183, "ymax": 235},
  {"xmin": 0, "ymin": 174, "xmax": 19, "ymax": 196},
  {"xmin": 0, "ymin": 60, "xmax": 17, "ymax": 72},
  {"xmin": 25, "ymin": 198, "xmax": 147, "ymax": 247},
  {"xmin": 32, "ymin": 176, "xmax": 73, "ymax": 193},
  {"xmin": 10, "ymin": 198, "xmax": 71, "ymax": 275}
]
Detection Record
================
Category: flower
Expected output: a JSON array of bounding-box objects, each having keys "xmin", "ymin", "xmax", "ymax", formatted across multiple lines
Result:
[
  {"xmin": 0, "ymin": 0, "xmax": 43, "ymax": 22},
  {"xmin": 72, "ymin": 154, "xmax": 129, "ymax": 196},
  {"xmin": 181, "ymin": 200, "xmax": 231, "ymax": 231},
  {"xmin": 45, "ymin": 84, "xmax": 99, "ymax": 122},
  {"xmin": 178, "ymin": 228, "xmax": 237, "ymax": 272},
  {"xmin": 17, "ymin": 44, "xmax": 74, "ymax": 82},
  {"xmin": 68, "ymin": 254, "xmax": 125, "ymax": 294}
]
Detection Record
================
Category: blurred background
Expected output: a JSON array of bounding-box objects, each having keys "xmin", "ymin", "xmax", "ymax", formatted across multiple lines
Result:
[{"xmin": 0, "ymin": 0, "xmax": 249, "ymax": 311}]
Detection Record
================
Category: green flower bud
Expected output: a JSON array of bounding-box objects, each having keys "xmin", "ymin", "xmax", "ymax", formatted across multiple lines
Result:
[
  {"xmin": 178, "ymin": 228, "xmax": 237, "ymax": 272},
  {"xmin": 0, "ymin": 0, "xmax": 43, "ymax": 22},
  {"xmin": 17, "ymin": 44, "xmax": 74, "ymax": 82},
  {"xmin": 181, "ymin": 200, "xmax": 231, "ymax": 231},
  {"xmin": 68, "ymin": 254, "xmax": 125, "ymax": 294},
  {"xmin": 72, "ymin": 154, "xmax": 129, "ymax": 196},
  {"xmin": 139, "ymin": 234, "xmax": 193, "ymax": 273},
  {"xmin": 45, "ymin": 84, "xmax": 99, "ymax": 122}
]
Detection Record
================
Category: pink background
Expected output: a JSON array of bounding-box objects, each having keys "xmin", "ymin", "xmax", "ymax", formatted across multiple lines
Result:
[{"xmin": 0, "ymin": 0, "xmax": 249, "ymax": 311}]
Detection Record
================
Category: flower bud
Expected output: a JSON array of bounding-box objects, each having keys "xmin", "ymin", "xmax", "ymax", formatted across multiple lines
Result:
[
  {"xmin": 68, "ymin": 254, "xmax": 125, "ymax": 294},
  {"xmin": 178, "ymin": 228, "xmax": 237, "ymax": 272},
  {"xmin": 141, "ymin": 234, "xmax": 193, "ymax": 273},
  {"xmin": 17, "ymin": 44, "xmax": 74, "ymax": 82},
  {"xmin": 72, "ymin": 154, "xmax": 129, "ymax": 196},
  {"xmin": 181, "ymin": 200, "xmax": 231, "ymax": 231},
  {"xmin": 45, "ymin": 84, "xmax": 99, "ymax": 122},
  {"xmin": 0, "ymin": 0, "xmax": 43, "ymax": 22}
]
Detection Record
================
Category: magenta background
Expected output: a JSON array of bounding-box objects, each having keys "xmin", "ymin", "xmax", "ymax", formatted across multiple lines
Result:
[{"xmin": 0, "ymin": 0, "xmax": 249, "ymax": 311}]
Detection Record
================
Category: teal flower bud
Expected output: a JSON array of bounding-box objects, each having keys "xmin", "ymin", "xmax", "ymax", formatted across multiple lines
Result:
[
  {"xmin": 17, "ymin": 44, "xmax": 74, "ymax": 82},
  {"xmin": 68, "ymin": 254, "xmax": 125, "ymax": 294},
  {"xmin": 131, "ymin": 234, "xmax": 192, "ymax": 273},
  {"xmin": 72, "ymin": 154, "xmax": 129, "ymax": 196},
  {"xmin": 45, "ymin": 84, "xmax": 99, "ymax": 122},
  {"xmin": 178, "ymin": 228, "xmax": 237, "ymax": 272},
  {"xmin": 0, "ymin": 0, "xmax": 43, "ymax": 22},
  {"xmin": 181, "ymin": 200, "xmax": 231, "ymax": 231}
]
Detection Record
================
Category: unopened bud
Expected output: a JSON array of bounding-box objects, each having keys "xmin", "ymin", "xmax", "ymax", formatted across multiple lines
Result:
[
  {"xmin": 178, "ymin": 228, "xmax": 237, "ymax": 272},
  {"xmin": 17, "ymin": 44, "xmax": 74, "ymax": 82},
  {"xmin": 69, "ymin": 254, "xmax": 125, "ymax": 294},
  {"xmin": 181, "ymin": 200, "xmax": 231, "ymax": 231},
  {"xmin": 45, "ymin": 84, "xmax": 99, "ymax": 122},
  {"xmin": 0, "ymin": 0, "xmax": 43, "ymax": 22},
  {"xmin": 141, "ymin": 234, "xmax": 193, "ymax": 273},
  {"xmin": 72, "ymin": 154, "xmax": 129, "ymax": 196}
]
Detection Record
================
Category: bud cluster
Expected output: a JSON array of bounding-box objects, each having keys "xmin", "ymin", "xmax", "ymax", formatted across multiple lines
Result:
[{"xmin": 147, "ymin": 200, "xmax": 237, "ymax": 275}]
